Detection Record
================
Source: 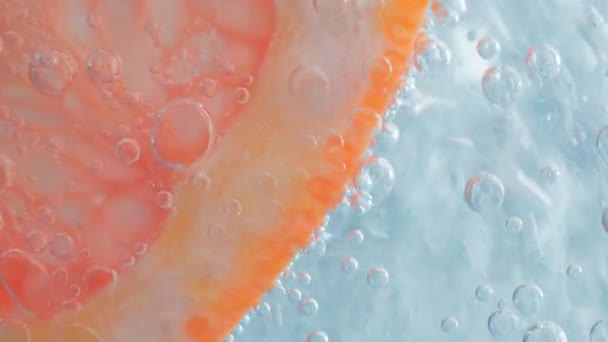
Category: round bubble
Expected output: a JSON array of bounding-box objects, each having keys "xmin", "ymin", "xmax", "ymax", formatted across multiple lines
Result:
[
  {"xmin": 465, "ymin": 172, "xmax": 505, "ymax": 212},
  {"xmin": 482, "ymin": 65, "xmax": 522, "ymax": 107},
  {"xmin": 527, "ymin": 45, "xmax": 561, "ymax": 80},
  {"xmin": 477, "ymin": 37, "xmax": 501, "ymax": 60},
  {"xmin": 590, "ymin": 320, "xmax": 608, "ymax": 342},
  {"xmin": 512, "ymin": 283, "xmax": 543, "ymax": 316},
  {"xmin": 523, "ymin": 321, "xmax": 567, "ymax": 342},
  {"xmin": 488, "ymin": 310, "xmax": 519, "ymax": 336}
]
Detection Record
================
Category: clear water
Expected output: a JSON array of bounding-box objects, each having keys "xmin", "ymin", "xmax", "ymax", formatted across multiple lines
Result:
[{"xmin": 231, "ymin": 0, "xmax": 608, "ymax": 341}]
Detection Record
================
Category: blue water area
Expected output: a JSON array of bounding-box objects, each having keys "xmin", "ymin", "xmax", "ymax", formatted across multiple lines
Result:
[{"xmin": 234, "ymin": 0, "xmax": 608, "ymax": 341}]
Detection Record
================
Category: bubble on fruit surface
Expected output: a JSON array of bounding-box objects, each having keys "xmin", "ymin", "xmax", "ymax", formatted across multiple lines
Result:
[
  {"xmin": 523, "ymin": 321, "xmax": 567, "ymax": 342},
  {"xmin": 527, "ymin": 45, "xmax": 561, "ymax": 81},
  {"xmin": 482, "ymin": 65, "xmax": 522, "ymax": 107},
  {"xmin": 464, "ymin": 172, "xmax": 505, "ymax": 212},
  {"xmin": 151, "ymin": 99, "xmax": 214, "ymax": 168},
  {"xmin": 590, "ymin": 321, "xmax": 608, "ymax": 342},
  {"xmin": 512, "ymin": 283, "xmax": 544, "ymax": 316},
  {"xmin": 355, "ymin": 157, "xmax": 395, "ymax": 206},
  {"xmin": 477, "ymin": 37, "xmax": 501, "ymax": 59},
  {"xmin": 414, "ymin": 35, "xmax": 452, "ymax": 75},
  {"xmin": 30, "ymin": 49, "xmax": 76, "ymax": 96},
  {"xmin": 87, "ymin": 49, "xmax": 121, "ymax": 82}
]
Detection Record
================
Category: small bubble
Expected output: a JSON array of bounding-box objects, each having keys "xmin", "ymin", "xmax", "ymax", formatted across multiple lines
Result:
[
  {"xmin": 527, "ymin": 45, "xmax": 561, "ymax": 81},
  {"xmin": 255, "ymin": 302, "xmax": 271, "ymax": 317},
  {"xmin": 341, "ymin": 257, "xmax": 359, "ymax": 274},
  {"xmin": 523, "ymin": 321, "xmax": 567, "ymax": 342},
  {"xmin": 87, "ymin": 49, "xmax": 121, "ymax": 82},
  {"xmin": 233, "ymin": 87, "xmax": 250, "ymax": 104},
  {"xmin": 288, "ymin": 66, "xmax": 330, "ymax": 106},
  {"xmin": 414, "ymin": 35, "xmax": 452, "ymax": 75},
  {"xmin": 222, "ymin": 199, "xmax": 242, "ymax": 217},
  {"xmin": 367, "ymin": 267, "xmax": 389, "ymax": 288},
  {"xmin": 49, "ymin": 233, "xmax": 74, "ymax": 259},
  {"xmin": 475, "ymin": 284, "xmax": 494, "ymax": 302},
  {"xmin": 590, "ymin": 320, "xmax": 608, "ymax": 342},
  {"xmin": 30, "ymin": 49, "xmax": 76, "ymax": 96},
  {"xmin": 477, "ymin": 37, "xmax": 501, "ymax": 60},
  {"xmin": 297, "ymin": 272, "xmax": 312, "ymax": 286},
  {"xmin": 299, "ymin": 297, "xmax": 319, "ymax": 316},
  {"xmin": 307, "ymin": 331, "xmax": 329, "ymax": 342},
  {"xmin": 566, "ymin": 264, "xmax": 582, "ymax": 279},
  {"xmin": 347, "ymin": 229, "xmax": 365, "ymax": 246},
  {"xmin": 441, "ymin": 316, "xmax": 459, "ymax": 333},
  {"xmin": 482, "ymin": 65, "xmax": 522, "ymax": 107},
  {"xmin": 512, "ymin": 283, "xmax": 543, "ymax": 316},
  {"xmin": 464, "ymin": 172, "xmax": 505, "ymax": 212},
  {"xmin": 356, "ymin": 157, "xmax": 395, "ymax": 206},
  {"xmin": 25, "ymin": 230, "xmax": 46, "ymax": 252},
  {"xmin": 156, "ymin": 191, "xmax": 173, "ymax": 210},
  {"xmin": 487, "ymin": 310, "xmax": 518, "ymax": 336},
  {"xmin": 375, "ymin": 121, "xmax": 400, "ymax": 150},
  {"xmin": 152, "ymin": 99, "xmax": 214, "ymax": 168},
  {"xmin": 287, "ymin": 289, "xmax": 302, "ymax": 302},
  {"xmin": 199, "ymin": 78, "xmax": 218, "ymax": 97},
  {"xmin": 114, "ymin": 138, "xmax": 141, "ymax": 164},
  {"xmin": 505, "ymin": 216, "xmax": 524, "ymax": 234}
]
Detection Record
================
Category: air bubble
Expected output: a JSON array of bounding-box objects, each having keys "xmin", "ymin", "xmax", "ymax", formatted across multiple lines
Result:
[
  {"xmin": 475, "ymin": 284, "xmax": 494, "ymax": 302},
  {"xmin": 414, "ymin": 35, "xmax": 452, "ymax": 75},
  {"xmin": 307, "ymin": 331, "xmax": 329, "ymax": 342},
  {"xmin": 233, "ymin": 87, "xmax": 250, "ymax": 104},
  {"xmin": 299, "ymin": 297, "xmax": 319, "ymax": 316},
  {"xmin": 464, "ymin": 172, "xmax": 505, "ymax": 212},
  {"xmin": 288, "ymin": 66, "xmax": 330, "ymax": 104},
  {"xmin": 523, "ymin": 321, "xmax": 567, "ymax": 342},
  {"xmin": 347, "ymin": 229, "xmax": 364, "ymax": 246},
  {"xmin": 512, "ymin": 283, "xmax": 543, "ymax": 316},
  {"xmin": 341, "ymin": 257, "xmax": 359, "ymax": 274},
  {"xmin": 441, "ymin": 316, "xmax": 459, "ymax": 333},
  {"xmin": 566, "ymin": 264, "xmax": 582, "ymax": 279},
  {"xmin": 152, "ymin": 99, "xmax": 214, "ymax": 168},
  {"xmin": 482, "ymin": 66, "xmax": 522, "ymax": 107},
  {"xmin": 287, "ymin": 289, "xmax": 302, "ymax": 302},
  {"xmin": 114, "ymin": 138, "xmax": 141, "ymax": 165},
  {"xmin": 487, "ymin": 310, "xmax": 518, "ymax": 336},
  {"xmin": 367, "ymin": 267, "xmax": 389, "ymax": 288},
  {"xmin": 505, "ymin": 216, "xmax": 524, "ymax": 234},
  {"xmin": 87, "ymin": 49, "xmax": 121, "ymax": 82},
  {"xmin": 25, "ymin": 230, "xmax": 46, "ymax": 252},
  {"xmin": 156, "ymin": 191, "xmax": 173, "ymax": 210},
  {"xmin": 356, "ymin": 157, "xmax": 395, "ymax": 206},
  {"xmin": 590, "ymin": 320, "xmax": 608, "ymax": 342},
  {"xmin": 49, "ymin": 233, "xmax": 74, "ymax": 259},
  {"xmin": 30, "ymin": 49, "xmax": 76, "ymax": 96},
  {"xmin": 477, "ymin": 37, "xmax": 501, "ymax": 59},
  {"xmin": 527, "ymin": 45, "xmax": 561, "ymax": 81}
]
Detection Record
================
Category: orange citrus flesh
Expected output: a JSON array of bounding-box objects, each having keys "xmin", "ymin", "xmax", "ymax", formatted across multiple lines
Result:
[{"xmin": 0, "ymin": 0, "xmax": 428, "ymax": 341}]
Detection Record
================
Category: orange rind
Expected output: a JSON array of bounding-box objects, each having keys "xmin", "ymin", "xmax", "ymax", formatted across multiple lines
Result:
[{"xmin": 0, "ymin": 0, "xmax": 428, "ymax": 341}]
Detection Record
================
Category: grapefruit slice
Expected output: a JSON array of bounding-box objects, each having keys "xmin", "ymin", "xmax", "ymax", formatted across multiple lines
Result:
[{"xmin": 0, "ymin": 0, "xmax": 428, "ymax": 341}]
